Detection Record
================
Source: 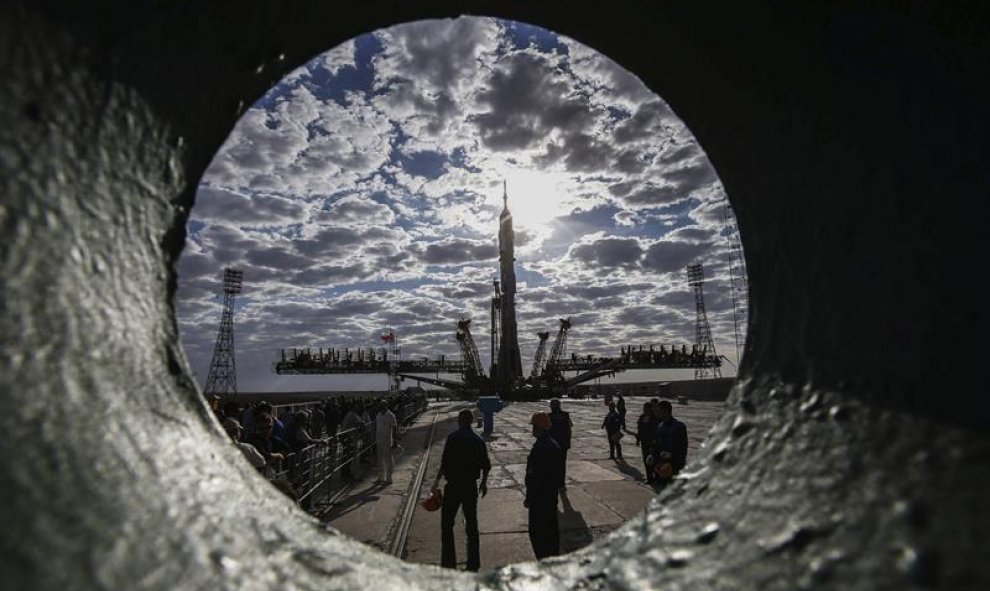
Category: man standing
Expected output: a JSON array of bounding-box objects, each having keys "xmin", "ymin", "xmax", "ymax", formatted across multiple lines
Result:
[
  {"xmin": 221, "ymin": 417, "xmax": 266, "ymax": 470},
  {"xmin": 525, "ymin": 412, "xmax": 564, "ymax": 560},
  {"xmin": 601, "ymin": 401, "xmax": 625, "ymax": 460},
  {"xmin": 244, "ymin": 413, "xmax": 291, "ymax": 478},
  {"xmin": 634, "ymin": 402, "xmax": 660, "ymax": 483},
  {"xmin": 548, "ymin": 399, "xmax": 572, "ymax": 489},
  {"xmin": 650, "ymin": 400, "xmax": 688, "ymax": 481},
  {"xmin": 436, "ymin": 409, "xmax": 491, "ymax": 571},
  {"xmin": 374, "ymin": 400, "xmax": 398, "ymax": 485}
]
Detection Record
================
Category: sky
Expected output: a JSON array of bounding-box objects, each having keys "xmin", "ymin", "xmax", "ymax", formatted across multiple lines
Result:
[{"xmin": 176, "ymin": 17, "xmax": 748, "ymax": 393}]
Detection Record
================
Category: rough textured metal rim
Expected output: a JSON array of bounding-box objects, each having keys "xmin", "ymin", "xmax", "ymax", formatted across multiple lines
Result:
[{"xmin": 1, "ymin": 2, "xmax": 988, "ymax": 590}]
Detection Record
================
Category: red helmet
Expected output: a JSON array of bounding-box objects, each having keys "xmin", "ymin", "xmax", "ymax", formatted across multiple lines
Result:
[
  {"xmin": 655, "ymin": 462, "xmax": 674, "ymax": 480},
  {"xmin": 420, "ymin": 488, "xmax": 443, "ymax": 512}
]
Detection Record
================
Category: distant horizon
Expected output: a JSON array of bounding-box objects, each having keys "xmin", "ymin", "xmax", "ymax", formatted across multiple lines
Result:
[{"xmin": 194, "ymin": 367, "xmax": 733, "ymax": 394}]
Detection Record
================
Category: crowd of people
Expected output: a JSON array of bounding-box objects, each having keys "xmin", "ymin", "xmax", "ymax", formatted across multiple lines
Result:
[
  {"xmin": 434, "ymin": 395, "xmax": 688, "ymax": 571},
  {"xmin": 211, "ymin": 391, "xmax": 426, "ymax": 503}
]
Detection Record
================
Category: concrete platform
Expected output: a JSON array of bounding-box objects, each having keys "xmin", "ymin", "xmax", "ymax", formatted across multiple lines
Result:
[{"xmin": 323, "ymin": 396, "xmax": 726, "ymax": 572}]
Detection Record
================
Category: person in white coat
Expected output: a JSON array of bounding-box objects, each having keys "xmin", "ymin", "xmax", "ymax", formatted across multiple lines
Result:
[{"xmin": 375, "ymin": 400, "xmax": 399, "ymax": 485}]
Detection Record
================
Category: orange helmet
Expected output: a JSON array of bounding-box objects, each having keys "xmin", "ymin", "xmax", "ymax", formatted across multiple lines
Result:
[
  {"xmin": 531, "ymin": 412, "xmax": 552, "ymax": 430},
  {"xmin": 420, "ymin": 488, "xmax": 443, "ymax": 512}
]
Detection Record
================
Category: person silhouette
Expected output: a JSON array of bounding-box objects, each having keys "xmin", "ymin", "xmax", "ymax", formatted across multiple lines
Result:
[
  {"xmin": 548, "ymin": 398, "xmax": 572, "ymax": 489},
  {"xmin": 525, "ymin": 412, "xmax": 564, "ymax": 559},
  {"xmin": 435, "ymin": 409, "xmax": 491, "ymax": 571}
]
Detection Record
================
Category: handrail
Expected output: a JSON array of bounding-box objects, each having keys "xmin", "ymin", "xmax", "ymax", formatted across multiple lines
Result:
[{"xmin": 260, "ymin": 397, "xmax": 428, "ymax": 511}]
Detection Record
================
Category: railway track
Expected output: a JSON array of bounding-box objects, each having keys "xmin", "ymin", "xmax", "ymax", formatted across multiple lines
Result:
[{"xmin": 388, "ymin": 410, "xmax": 440, "ymax": 557}]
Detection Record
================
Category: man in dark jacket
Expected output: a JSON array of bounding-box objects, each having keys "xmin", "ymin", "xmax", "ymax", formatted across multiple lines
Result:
[
  {"xmin": 634, "ymin": 401, "xmax": 660, "ymax": 483},
  {"xmin": 650, "ymin": 400, "xmax": 688, "ymax": 479},
  {"xmin": 601, "ymin": 401, "xmax": 625, "ymax": 460},
  {"xmin": 525, "ymin": 412, "xmax": 564, "ymax": 560},
  {"xmin": 436, "ymin": 409, "xmax": 491, "ymax": 571},
  {"xmin": 548, "ymin": 399, "xmax": 572, "ymax": 489}
]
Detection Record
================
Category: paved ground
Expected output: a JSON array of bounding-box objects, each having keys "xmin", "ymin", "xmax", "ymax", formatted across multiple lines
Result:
[{"xmin": 323, "ymin": 396, "xmax": 725, "ymax": 571}]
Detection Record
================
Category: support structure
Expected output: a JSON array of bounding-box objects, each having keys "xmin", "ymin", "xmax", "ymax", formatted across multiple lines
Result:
[
  {"xmin": 381, "ymin": 329, "xmax": 400, "ymax": 392},
  {"xmin": 203, "ymin": 268, "xmax": 243, "ymax": 396},
  {"xmin": 722, "ymin": 197, "xmax": 749, "ymax": 367},
  {"xmin": 687, "ymin": 264, "xmax": 721, "ymax": 379},
  {"xmin": 530, "ymin": 331, "xmax": 550, "ymax": 378},
  {"xmin": 456, "ymin": 319, "xmax": 484, "ymax": 384},
  {"xmin": 544, "ymin": 318, "xmax": 572, "ymax": 381},
  {"xmin": 489, "ymin": 279, "xmax": 501, "ymax": 377}
]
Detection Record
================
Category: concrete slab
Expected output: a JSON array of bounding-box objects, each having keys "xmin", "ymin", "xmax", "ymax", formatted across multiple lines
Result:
[
  {"xmin": 479, "ymin": 532, "xmax": 537, "ymax": 568},
  {"xmin": 326, "ymin": 487, "xmax": 404, "ymax": 548},
  {"xmin": 485, "ymin": 464, "xmax": 522, "ymax": 489},
  {"xmin": 490, "ymin": 450, "xmax": 529, "ymax": 466},
  {"xmin": 486, "ymin": 438, "xmax": 527, "ymax": 452},
  {"xmin": 476, "ymin": 487, "xmax": 528, "ymax": 533},
  {"xmin": 403, "ymin": 506, "xmax": 442, "ymax": 565},
  {"xmin": 502, "ymin": 463, "xmax": 528, "ymax": 485},
  {"xmin": 557, "ymin": 486, "xmax": 625, "ymax": 529},
  {"xmin": 566, "ymin": 460, "xmax": 626, "ymax": 483},
  {"xmin": 582, "ymin": 480, "xmax": 657, "ymax": 520}
]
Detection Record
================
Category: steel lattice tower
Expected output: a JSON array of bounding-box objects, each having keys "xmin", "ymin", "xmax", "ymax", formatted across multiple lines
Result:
[
  {"xmin": 721, "ymin": 197, "xmax": 749, "ymax": 367},
  {"xmin": 687, "ymin": 264, "xmax": 721, "ymax": 379},
  {"xmin": 204, "ymin": 268, "xmax": 243, "ymax": 396}
]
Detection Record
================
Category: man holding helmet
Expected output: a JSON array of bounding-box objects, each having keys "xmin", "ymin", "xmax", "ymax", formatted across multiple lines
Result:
[{"xmin": 435, "ymin": 409, "xmax": 491, "ymax": 571}]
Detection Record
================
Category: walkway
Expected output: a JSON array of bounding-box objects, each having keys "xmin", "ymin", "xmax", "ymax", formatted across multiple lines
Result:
[{"xmin": 323, "ymin": 396, "xmax": 725, "ymax": 570}]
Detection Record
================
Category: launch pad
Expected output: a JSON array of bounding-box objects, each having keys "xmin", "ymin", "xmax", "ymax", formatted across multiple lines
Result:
[{"xmin": 274, "ymin": 184, "xmax": 721, "ymax": 400}]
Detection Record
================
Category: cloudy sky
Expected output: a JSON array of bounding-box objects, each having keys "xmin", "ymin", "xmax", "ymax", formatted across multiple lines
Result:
[{"xmin": 177, "ymin": 17, "xmax": 747, "ymax": 393}]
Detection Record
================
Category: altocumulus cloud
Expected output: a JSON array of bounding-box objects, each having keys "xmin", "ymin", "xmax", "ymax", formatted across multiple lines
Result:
[{"xmin": 177, "ymin": 16, "xmax": 747, "ymax": 391}]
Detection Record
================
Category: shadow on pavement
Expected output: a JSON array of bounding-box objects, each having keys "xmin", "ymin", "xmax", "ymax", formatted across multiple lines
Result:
[
  {"xmin": 558, "ymin": 489, "xmax": 592, "ymax": 553},
  {"xmin": 321, "ymin": 481, "xmax": 389, "ymax": 520},
  {"xmin": 612, "ymin": 457, "xmax": 645, "ymax": 482}
]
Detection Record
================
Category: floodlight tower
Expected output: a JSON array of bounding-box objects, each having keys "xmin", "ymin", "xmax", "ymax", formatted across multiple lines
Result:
[
  {"xmin": 687, "ymin": 264, "xmax": 721, "ymax": 379},
  {"xmin": 204, "ymin": 268, "xmax": 243, "ymax": 396}
]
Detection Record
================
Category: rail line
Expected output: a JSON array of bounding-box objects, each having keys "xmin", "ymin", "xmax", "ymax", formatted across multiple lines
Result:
[{"xmin": 388, "ymin": 409, "xmax": 440, "ymax": 557}]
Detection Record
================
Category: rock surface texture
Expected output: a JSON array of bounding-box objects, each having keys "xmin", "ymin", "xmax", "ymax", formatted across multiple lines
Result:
[{"xmin": 1, "ymin": 2, "xmax": 988, "ymax": 590}]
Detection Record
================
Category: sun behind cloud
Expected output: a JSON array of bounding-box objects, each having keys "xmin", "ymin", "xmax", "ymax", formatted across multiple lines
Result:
[{"xmin": 500, "ymin": 168, "xmax": 574, "ymax": 230}]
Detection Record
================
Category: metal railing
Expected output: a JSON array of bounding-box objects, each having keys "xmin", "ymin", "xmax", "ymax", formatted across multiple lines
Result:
[{"xmin": 262, "ymin": 397, "xmax": 427, "ymax": 512}]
